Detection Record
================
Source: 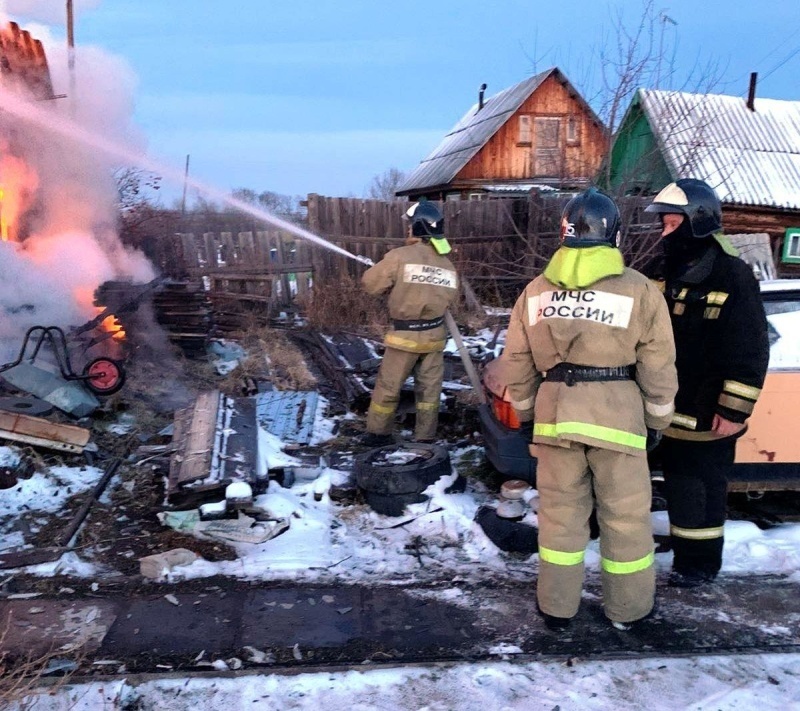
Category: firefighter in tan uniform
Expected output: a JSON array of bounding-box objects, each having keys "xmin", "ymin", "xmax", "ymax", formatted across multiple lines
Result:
[
  {"xmin": 360, "ymin": 201, "xmax": 458, "ymax": 447},
  {"xmin": 503, "ymin": 189, "xmax": 678, "ymax": 631}
]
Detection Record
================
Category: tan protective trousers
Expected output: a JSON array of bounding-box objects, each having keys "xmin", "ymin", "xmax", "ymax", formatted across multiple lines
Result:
[
  {"xmin": 366, "ymin": 347, "xmax": 444, "ymax": 441},
  {"xmin": 535, "ymin": 442, "xmax": 655, "ymax": 623}
]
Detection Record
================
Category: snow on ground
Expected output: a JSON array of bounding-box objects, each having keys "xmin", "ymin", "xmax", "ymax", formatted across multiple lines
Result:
[
  {"xmin": 121, "ymin": 434, "xmax": 800, "ymax": 585},
  {"xmin": 13, "ymin": 653, "xmax": 800, "ymax": 710},
  {"xmin": 3, "ymin": 415, "xmax": 800, "ymax": 586},
  {"xmin": 2, "ymin": 381, "xmax": 800, "ymax": 706},
  {"xmin": 0, "ymin": 448, "xmax": 105, "ymax": 568},
  {"xmin": 0, "ymin": 449, "xmax": 104, "ymax": 522}
]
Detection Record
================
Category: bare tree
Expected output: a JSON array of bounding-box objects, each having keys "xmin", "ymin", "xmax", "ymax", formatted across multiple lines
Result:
[
  {"xmin": 366, "ymin": 167, "xmax": 406, "ymax": 201},
  {"xmin": 114, "ymin": 166, "xmax": 170, "ymax": 248},
  {"xmin": 229, "ymin": 188, "xmax": 303, "ymax": 220}
]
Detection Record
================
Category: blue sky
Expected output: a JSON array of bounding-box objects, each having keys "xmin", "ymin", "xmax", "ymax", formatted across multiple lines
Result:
[{"xmin": 9, "ymin": 0, "xmax": 800, "ymax": 202}]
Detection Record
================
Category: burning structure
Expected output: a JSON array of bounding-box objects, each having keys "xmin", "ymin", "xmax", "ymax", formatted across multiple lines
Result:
[{"xmin": 0, "ymin": 19, "xmax": 173, "ymax": 385}]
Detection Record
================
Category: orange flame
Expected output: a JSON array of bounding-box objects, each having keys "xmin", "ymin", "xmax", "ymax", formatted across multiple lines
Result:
[
  {"xmin": 100, "ymin": 314, "xmax": 126, "ymax": 341},
  {"xmin": 0, "ymin": 153, "xmax": 39, "ymax": 242}
]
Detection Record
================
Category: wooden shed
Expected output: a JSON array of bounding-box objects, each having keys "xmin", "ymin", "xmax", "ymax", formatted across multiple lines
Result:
[
  {"xmin": 605, "ymin": 87, "xmax": 800, "ymax": 276},
  {"xmin": 396, "ymin": 67, "xmax": 607, "ymax": 202}
]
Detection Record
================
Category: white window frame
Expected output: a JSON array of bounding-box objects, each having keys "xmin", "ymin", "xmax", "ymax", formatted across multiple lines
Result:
[{"xmin": 783, "ymin": 228, "xmax": 800, "ymax": 264}]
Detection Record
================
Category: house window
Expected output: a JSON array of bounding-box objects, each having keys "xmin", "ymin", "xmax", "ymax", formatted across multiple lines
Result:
[
  {"xmin": 445, "ymin": 193, "xmax": 461, "ymax": 202},
  {"xmin": 468, "ymin": 192, "xmax": 485, "ymax": 201},
  {"xmin": 566, "ymin": 115, "xmax": 581, "ymax": 145},
  {"xmin": 518, "ymin": 115, "xmax": 532, "ymax": 145},
  {"xmin": 782, "ymin": 228, "xmax": 800, "ymax": 264}
]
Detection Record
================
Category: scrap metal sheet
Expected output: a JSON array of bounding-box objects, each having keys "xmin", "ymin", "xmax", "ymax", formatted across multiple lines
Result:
[{"xmin": 255, "ymin": 391, "xmax": 319, "ymax": 444}]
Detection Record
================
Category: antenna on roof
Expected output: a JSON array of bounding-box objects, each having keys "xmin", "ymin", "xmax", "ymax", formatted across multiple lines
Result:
[
  {"xmin": 478, "ymin": 83, "xmax": 487, "ymax": 112},
  {"xmin": 747, "ymin": 72, "xmax": 758, "ymax": 111}
]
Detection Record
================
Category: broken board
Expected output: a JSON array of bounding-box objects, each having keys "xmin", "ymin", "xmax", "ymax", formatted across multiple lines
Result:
[
  {"xmin": 168, "ymin": 390, "xmax": 220, "ymax": 493},
  {"xmin": 168, "ymin": 391, "xmax": 258, "ymax": 504},
  {"xmin": 0, "ymin": 410, "xmax": 90, "ymax": 453}
]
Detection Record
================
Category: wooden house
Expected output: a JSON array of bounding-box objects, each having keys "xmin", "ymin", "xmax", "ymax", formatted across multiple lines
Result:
[
  {"xmin": 605, "ymin": 85, "xmax": 800, "ymax": 276},
  {"xmin": 396, "ymin": 67, "xmax": 607, "ymax": 202}
]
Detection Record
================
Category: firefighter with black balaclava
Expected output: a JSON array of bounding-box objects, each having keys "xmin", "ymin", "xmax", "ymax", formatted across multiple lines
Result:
[
  {"xmin": 503, "ymin": 188, "xmax": 677, "ymax": 631},
  {"xmin": 359, "ymin": 200, "xmax": 458, "ymax": 447},
  {"xmin": 645, "ymin": 178, "xmax": 769, "ymax": 588}
]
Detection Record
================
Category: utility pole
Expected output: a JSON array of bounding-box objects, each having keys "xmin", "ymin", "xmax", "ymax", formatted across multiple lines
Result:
[
  {"xmin": 181, "ymin": 154, "xmax": 191, "ymax": 215},
  {"xmin": 66, "ymin": 0, "xmax": 76, "ymax": 113}
]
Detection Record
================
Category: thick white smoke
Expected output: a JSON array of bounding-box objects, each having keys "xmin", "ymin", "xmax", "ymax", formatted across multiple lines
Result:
[{"xmin": 0, "ymin": 15, "xmax": 156, "ymax": 359}]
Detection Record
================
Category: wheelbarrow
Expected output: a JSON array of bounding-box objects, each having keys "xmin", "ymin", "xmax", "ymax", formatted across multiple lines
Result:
[{"xmin": 0, "ymin": 325, "xmax": 125, "ymax": 396}]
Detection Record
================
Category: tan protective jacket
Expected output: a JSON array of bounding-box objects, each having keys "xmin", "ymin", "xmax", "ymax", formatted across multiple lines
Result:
[
  {"xmin": 362, "ymin": 241, "xmax": 458, "ymax": 353},
  {"xmin": 503, "ymin": 255, "xmax": 677, "ymax": 457}
]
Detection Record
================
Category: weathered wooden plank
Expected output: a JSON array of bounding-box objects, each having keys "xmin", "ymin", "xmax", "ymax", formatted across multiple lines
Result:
[
  {"xmin": 239, "ymin": 231, "xmax": 256, "ymax": 265},
  {"xmin": 170, "ymin": 391, "xmax": 221, "ymax": 488},
  {"xmin": 188, "ymin": 263, "xmax": 314, "ymax": 276},
  {"xmin": 275, "ymin": 234, "xmax": 292, "ymax": 304},
  {"xmin": 307, "ymin": 193, "xmax": 322, "ymax": 234},
  {"xmin": 203, "ymin": 233, "xmax": 218, "ymax": 268},
  {"xmin": 207, "ymin": 274, "xmax": 277, "ymax": 282},
  {"xmin": 180, "ymin": 233, "xmax": 199, "ymax": 268},
  {"xmin": 331, "ymin": 197, "xmax": 343, "ymax": 238},
  {"xmin": 0, "ymin": 411, "xmax": 90, "ymax": 453},
  {"xmin": 208, "ymin": 292, "xmax": 275, "ymax": 303},
  {"xmin": 221, "ymin": 232, "xmax": 236, "ymax": 267}
]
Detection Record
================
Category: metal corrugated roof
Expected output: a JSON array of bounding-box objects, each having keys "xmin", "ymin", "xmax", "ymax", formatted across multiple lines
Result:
[
  {"xmin": 397, "ymin": 69, "xmax": 557, "ymax": 194},
  {"xmin": 640, "ymin": 89, "xmax": 800, "ymax": 210},
  {"xmin": 255, "ymin": 391, "xmax": 319, "ymax": 445}
]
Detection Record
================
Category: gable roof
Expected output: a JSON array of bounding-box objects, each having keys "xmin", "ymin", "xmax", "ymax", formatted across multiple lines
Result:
[
  {"xmin": 637, "ymin": 88, "xmax": 800, "ymax": 210},
  {"xmin": 397, "ymin": 67, "xmax": 602, "ymax": 195}
]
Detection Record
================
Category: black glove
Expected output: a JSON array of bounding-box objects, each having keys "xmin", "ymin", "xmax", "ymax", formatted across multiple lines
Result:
[
  {"xmin": 646, "ymin": 428, "xmax": 662, "ymax": 452},
  {"xmin": 519, "ymin": 420, "xmax": 534, "ymax": 441}
]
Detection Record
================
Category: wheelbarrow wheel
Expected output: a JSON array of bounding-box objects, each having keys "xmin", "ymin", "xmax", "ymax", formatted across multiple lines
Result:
[{"xmin": 83, "ymin": 358, "xmax": 125, "ymax": 395}]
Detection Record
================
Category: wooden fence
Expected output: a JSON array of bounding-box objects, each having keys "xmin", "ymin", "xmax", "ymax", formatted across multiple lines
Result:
[
  {"xmin": 306, "ymin": 193, "xmax": 663, "ymax": 300},
  {"xmin": 147, "ymin": 229, "xmax": 314, "ymax": 312},
  {"xmin": 146, "ymin": 194, "xmax": 667, "ymax": 320}
]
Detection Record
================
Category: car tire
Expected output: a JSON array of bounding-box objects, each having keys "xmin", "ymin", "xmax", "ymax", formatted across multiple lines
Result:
[
  {"xmin": 474, "ymin": 505, "xmax": 539, "ymax": 554},
  {"xmin": 362, "ymin": 490, "xmax": 428, "ymax": 517},
  {"xmin": 355, "ymin": 443, "xmax": 452, "ymax": 496}
]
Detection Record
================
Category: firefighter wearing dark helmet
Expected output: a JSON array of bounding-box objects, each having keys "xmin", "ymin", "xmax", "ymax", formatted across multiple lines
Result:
[
  {"xmin": 503, "ymin": 188, "xmax": 677, "ymax": 630},
  {"xmin": 359, "ymin": 200, "xmax": 458, "ymax": 447},
  {"xmin": 645, "ymin": 178, "xmax": 769, "ymax": 588}
]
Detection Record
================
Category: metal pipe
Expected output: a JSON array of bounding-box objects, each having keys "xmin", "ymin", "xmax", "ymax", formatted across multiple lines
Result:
[
  {"xmin": 60, "ymin": 458, "xmax": 122, "ymax": 548},
  {"xmin": 66, "ymin": 0, "xmax": 75, "ymax": 113},
  {"xmin": 181, "ymin": 154, "xmax": 190, "ymax": 215},
  {"xmin": 747, "ymin": 72, "xmax": 758, "ymax": 111}
]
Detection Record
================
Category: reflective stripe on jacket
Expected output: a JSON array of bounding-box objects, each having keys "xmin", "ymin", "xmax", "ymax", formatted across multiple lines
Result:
[
  {"xmin": 362, "ymin": 241, "xmax": 458, "ymax": 354},
  {"xmin": 661, "ymin": 239, "xmax": 769, "ymax": 441},
  {"xmin": 503, "ymin": 248, "xmax": 678, "ymax": 457}
]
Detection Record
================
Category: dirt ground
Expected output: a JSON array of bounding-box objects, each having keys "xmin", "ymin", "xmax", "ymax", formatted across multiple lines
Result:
[{"xmin": 3, "ymin": 324, "xmax": 798, "ymax": 599}]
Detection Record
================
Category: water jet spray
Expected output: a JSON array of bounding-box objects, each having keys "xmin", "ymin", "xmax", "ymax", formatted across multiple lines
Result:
[{"xmin": 0, "ymin": 84, "xmax": 486, "ymax": 400}]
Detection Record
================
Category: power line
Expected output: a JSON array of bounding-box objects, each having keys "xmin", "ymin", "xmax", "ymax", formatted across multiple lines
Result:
[{"xmin": 760, "ymin": 44, "xmax": 800, "ymax": 82}]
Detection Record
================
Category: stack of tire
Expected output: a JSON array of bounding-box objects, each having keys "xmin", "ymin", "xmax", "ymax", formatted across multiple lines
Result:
[{"xmin": 354, "ymin": 443, "xmax": 457, "ymax": 517}]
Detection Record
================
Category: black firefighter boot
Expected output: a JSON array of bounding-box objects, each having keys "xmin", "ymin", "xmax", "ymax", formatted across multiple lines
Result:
[
  {"xmin": 537, "ymin": 603, "xmax": 573, "ymax": 632},
  {"xmin": 358, "ymin": 432, "xmax": 394, "ymax": 448}
]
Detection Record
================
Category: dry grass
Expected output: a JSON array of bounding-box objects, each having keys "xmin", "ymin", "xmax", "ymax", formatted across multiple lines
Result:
[
  {"xmin": 302, "ymin": 274, "xmax": 387, "ymax": 337},
  {"xmin": 301, "ymin": 272, "xmax": 492, "ymax": 343},
  {"xmin": 221, "ymin": 325, "xmax": 317, "ymax": 392},
  {"xmin": 0, "ymin": 621, "xmax": 81, "ymax": 710}
]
